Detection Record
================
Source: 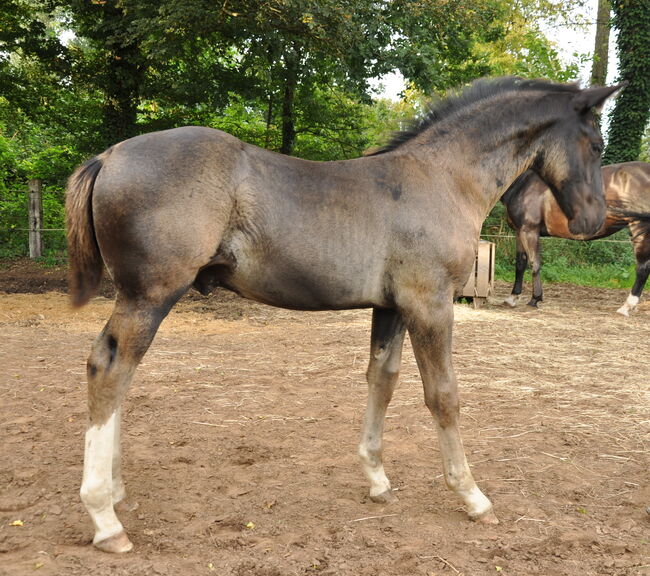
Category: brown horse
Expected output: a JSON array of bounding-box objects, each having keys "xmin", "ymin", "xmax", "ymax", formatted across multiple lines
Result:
[
  {"xmin": 502, "ymin": 162, "xmax": 650, "ymax": 314},
  {"xmin": 66, "ymin": 77, "xmax": 620, "ymax": 553}
]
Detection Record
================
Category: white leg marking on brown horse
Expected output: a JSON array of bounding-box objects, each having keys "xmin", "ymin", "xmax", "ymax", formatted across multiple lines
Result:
[
  {"xmin": 503, "ymin": 294, "xmax": 520, "ymax": 307},
  {"xmin": 80, "ymin": 411, "xmax": 132, "ymax": 552},
  {"xmin": 617, "ymin": 294, "xmax": 639, "ymax": 316}
]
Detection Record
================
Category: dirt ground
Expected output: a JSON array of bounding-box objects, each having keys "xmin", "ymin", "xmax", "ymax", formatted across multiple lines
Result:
[{"xmin": 1, "ymin": 260, "xmax": 649, "ymax": 576}]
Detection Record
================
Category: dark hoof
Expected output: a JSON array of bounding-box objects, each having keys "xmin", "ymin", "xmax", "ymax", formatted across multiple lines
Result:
[
  {"xmin": 94, "ymin": 530, "xmax": 133, "ymax": 553},
  {"xmin": 370, "ymin": 489, "xmax": 398, "ymax": 504},
  {"xmin": 526, "ymin": 299, "xmax": 541, "ymax": 308}
]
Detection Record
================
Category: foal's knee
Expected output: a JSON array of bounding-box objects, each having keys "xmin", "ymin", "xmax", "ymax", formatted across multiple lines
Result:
[
  {"xmin": 366, "ymin": 365, "xmax": 399, "ymax": 396},
  {"xmin": 423, "ymin": 387, "xmax": 459, "ymax": 428}
]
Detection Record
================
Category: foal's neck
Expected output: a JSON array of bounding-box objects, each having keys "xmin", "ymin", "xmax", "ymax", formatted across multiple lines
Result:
[{"xmin": 430, "ymin": 96, "xmax": 562, "ymax": 223}]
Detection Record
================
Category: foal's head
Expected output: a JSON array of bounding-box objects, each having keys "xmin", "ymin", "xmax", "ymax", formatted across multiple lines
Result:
[{"xmin": 529, "ymin": 81, "xmax": 624, "ymax": 236}]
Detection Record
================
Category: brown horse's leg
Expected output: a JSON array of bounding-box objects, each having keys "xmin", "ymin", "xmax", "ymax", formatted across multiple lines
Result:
[
  {"xmin": 618, "ymin": 226, "xmax": 650, "ymax": 316},
  {"xmin": 80, "ymin": 295, "xmax": 179, "ymax": 553},
  {"xmin": 405, "ymin": 298, "xmax": 497, "ymax": 524},
  {"xmin": 519, "ymin": 229, "xmax": 543, "ymax": 307},
  {"xmin": 359, "ymin": 308, "xmax": 406, "ymax": 503},
  {"xmin": 504, "ymin": 233, "xmax": 528, "ymax": 307}
]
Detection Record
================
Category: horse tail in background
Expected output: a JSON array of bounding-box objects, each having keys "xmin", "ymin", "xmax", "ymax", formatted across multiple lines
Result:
[
  {"xmin": 612, "ymin": 207, "xmax": 650, "ymax": 222},
  {"xmin": 65, "ymin": 150, "xmax": 111, "ymax": 307},
  {"xmin": 610, "ymin": 205, "xmax": 650, "ymax": 240}
]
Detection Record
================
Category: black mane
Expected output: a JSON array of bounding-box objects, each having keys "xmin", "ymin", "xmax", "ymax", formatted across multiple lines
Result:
[{"xmin": 368, "ymin": 76, "xmax": 581, "ymax": 156}]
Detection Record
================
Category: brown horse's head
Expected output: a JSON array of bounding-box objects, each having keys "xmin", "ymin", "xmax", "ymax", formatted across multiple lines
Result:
[{"xmin": 532, "ymin": 83, "xmax": 625, "ymax": 237}]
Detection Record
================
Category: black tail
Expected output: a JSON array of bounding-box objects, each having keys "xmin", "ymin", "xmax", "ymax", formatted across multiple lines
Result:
[{"xmin": 609, "ymin": 205, "xmax": 650, "ymax": 241}]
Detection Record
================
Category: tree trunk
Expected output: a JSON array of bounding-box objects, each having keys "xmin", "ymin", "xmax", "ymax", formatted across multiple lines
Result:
[
  {"xmin": 590, "ymin": 0, "xmax": 611, "ymax": 87},
  {"xmin": 28, "ymin": 179, "xmax": 42, "ymax": 259},
  {"xmin": 280, "ymin": 46, "xmax": 300, "ymax": 156},
  {"xmin": 265, "ymin": 94, "xmax": 274, "ymax": 149}
]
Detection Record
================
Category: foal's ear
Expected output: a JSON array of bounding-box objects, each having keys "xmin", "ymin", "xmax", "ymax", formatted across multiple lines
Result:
[{"xmin": 573, "ymin": 82, "xmax": 628, "ymax": 113}]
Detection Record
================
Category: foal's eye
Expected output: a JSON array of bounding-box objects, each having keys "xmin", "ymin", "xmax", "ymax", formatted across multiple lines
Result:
[{"xmin": 591, "ymin": 141, "xmax": 603, "ymax": 154}]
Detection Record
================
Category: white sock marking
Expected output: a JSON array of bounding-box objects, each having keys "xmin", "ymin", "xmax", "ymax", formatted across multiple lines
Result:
[{"xmin": 80, "ymin": 411, "xmax": 125, "ymax": 543}]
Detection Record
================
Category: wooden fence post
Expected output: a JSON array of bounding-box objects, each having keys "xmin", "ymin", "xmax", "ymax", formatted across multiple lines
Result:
[{"xmin": 28, "ymin": 179, "xmax": 43, "ymax": 259}]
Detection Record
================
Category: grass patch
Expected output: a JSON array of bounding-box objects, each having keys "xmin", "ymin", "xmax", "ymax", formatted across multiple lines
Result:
[
  {"xmin": 491, "ymin": 232, "xmax": 636, "ymax": 290},
  {"xmin": 495, "ymin": 261, "xmax": 636, "ymax": 289}
]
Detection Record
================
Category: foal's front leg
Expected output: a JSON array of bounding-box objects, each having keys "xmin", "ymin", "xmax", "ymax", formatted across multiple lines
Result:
[
  {"xmin": 359, "ymin": 308, "xmax": 406, "ymax": 503},
  {"xmin": 406, "ymin": 299, "xmax": 498, "ymax": 524}
]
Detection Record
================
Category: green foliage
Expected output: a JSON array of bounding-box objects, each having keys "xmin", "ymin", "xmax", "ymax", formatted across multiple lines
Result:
[
  {"xmin": 0, "ymin": 97, "xmax": 83, "ymax": 259},
  {"xmin": 639, "ymin": 123, "xmax": 650, "ymax": 162},
  {"xmin": 0, "ymin": 0, "xmax": 618, "ymax": 267},
  {"xmin": 603, "ymin": 0, "xmax": 650, "ymax": 164}
]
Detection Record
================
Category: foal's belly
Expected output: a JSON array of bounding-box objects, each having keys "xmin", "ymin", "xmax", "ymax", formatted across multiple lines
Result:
[
  {"xmin": 227, "ymin": 256, "xmax": 386, "ymax": 311},
  {"xmin": 209, "ymin": 232, "xmax": 386, "ymax": 311}
]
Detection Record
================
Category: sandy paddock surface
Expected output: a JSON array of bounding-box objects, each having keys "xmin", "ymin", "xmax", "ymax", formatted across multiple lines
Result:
[{"xmin": 0, "ymin": 262, "xmax": 649, "ymax": 576}]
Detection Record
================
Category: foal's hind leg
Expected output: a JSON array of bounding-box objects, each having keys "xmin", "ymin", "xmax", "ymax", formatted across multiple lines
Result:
[
  {"xmin": 359, "ymin": 309, "xmax": 406, "ymax": 503},
  {"xmin": 80, "ymin": 296, "xmax": 177, "ymax": 552},
  {"xmin": 404, "ymin": 297, "xmax": 497, "ymax": 524}
]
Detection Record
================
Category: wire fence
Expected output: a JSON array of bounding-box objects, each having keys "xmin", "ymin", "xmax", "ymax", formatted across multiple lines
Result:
[
  {"xmin": 480, "ymin": 233, "xmax": 632, "ymax": 244},
  {"xmin": 0, "ymin": 228, "xmax": 68, "ymax": 259}
]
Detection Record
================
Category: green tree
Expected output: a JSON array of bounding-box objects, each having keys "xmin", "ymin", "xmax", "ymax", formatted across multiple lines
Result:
[{"xmin": 66, "ymin": 0, "xmax": 151, "ymax": 146}]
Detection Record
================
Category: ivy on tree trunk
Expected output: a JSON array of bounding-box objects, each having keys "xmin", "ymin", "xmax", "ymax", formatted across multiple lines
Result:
[{"xmin": 603, "ymin": 0, "xmax": 650, "ymax": 164}]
